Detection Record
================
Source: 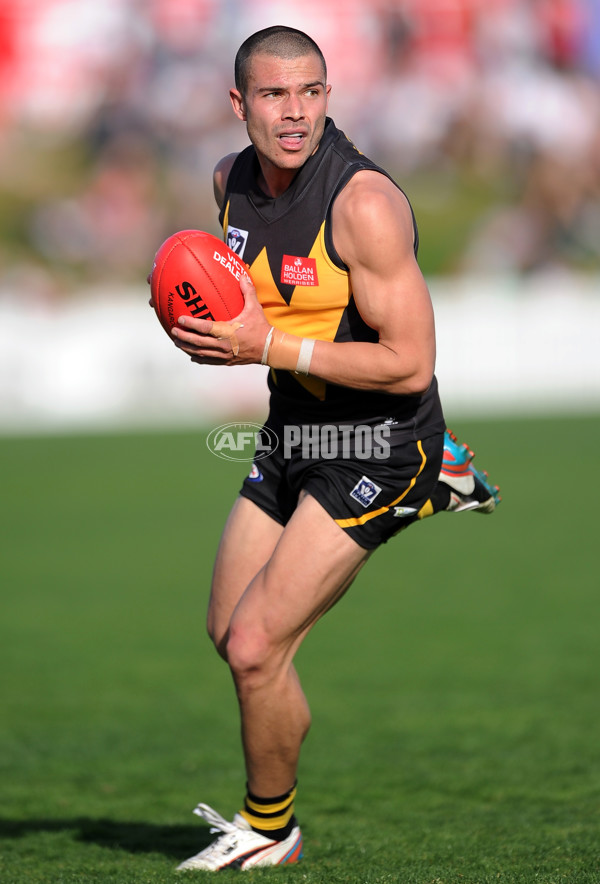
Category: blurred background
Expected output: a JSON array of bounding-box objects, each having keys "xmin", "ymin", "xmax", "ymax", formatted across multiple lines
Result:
[{"xmin": 0, "ymin": 0, "xmax": 599, "ymax": 432}]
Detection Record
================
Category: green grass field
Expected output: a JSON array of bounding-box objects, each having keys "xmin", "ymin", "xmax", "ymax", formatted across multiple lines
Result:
[{"xmin": 2, "ymin": 415, "xmax": 599, "ymax": 884}]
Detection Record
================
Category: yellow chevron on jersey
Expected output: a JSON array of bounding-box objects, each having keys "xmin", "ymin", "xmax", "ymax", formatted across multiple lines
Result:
[
  {"xmin": 249, "ymin": 227, "xmax": 350, "ymax": 399},
  {"xmin": 220, "ymin": 203, "xmax": 350, "ymax": 341},
  {"xmin": 249, "ymin": 226, "xmax": 349, "ymax": 341}
]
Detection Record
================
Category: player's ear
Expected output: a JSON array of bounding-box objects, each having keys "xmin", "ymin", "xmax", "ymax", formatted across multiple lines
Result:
[{"xmin": 230, "ymin": 89, "xmax": 246, "ymax": 121}]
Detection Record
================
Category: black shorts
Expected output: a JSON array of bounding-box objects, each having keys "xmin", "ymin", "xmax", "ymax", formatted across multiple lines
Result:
[{"xmin": 239, "ymin": 409, "xmax": 445, "ymax": 550}]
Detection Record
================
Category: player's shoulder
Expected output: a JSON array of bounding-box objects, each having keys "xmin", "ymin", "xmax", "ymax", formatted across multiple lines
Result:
[
  {"xmin": 213, "ymin": 152, "xmax": 239, "ymax": 209},
  {"xmin": 336, "ymin": 169, "xmax": 409, "ymax": 215},
  {"xmin": 333, "ymin": 169, "xmax": 414, "ymax": 241}
]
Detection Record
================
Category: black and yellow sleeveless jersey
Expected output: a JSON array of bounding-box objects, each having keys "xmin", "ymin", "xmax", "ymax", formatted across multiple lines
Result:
[{"xmin": 219, "ymin": 118, "xmax": 444, "ymax": 434}]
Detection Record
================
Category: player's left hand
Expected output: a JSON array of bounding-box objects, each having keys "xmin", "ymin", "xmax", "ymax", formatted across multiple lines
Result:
[{"xmin": 170, "ymin": 274, "xmax": 272, "ymax": 366}]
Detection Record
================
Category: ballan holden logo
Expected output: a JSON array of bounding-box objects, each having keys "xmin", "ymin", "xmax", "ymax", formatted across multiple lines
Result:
[
  {"xmin": 349, "ymin": 476, "xmax": 383, "ymax": 508},
  {"xmin": 206, "ymin": 422, "xmax": 278, "ymax": 462},
  {"xmin": 281, "ymin": 255, "xmax": 319, "ymax": 286}
]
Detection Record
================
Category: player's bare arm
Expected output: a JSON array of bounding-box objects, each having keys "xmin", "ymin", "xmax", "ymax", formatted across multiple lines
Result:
[
  {"xmin": 213, "ymin": 153, "xmax": 238, "ymax": 210},
  {"xmin": 308, "ymin": 170, "xmax": 436, "ymax": 394}
]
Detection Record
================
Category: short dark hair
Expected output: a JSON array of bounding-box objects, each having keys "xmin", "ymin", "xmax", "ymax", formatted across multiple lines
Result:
[{"xmin": 234, "ymin": 26, "xmax": 327, "ymax": 97}]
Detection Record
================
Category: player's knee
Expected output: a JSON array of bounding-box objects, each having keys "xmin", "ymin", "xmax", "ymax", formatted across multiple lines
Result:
[{"xmin": 225, "ymin": 622, "xmax": 276, "ymax": 686}]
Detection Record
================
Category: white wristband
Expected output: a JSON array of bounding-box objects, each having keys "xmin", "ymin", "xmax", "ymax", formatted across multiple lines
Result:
[
  {"xmin": 261, "ymin": 327, "xmax": 275, "ymax": 365},
  {"xmin": 295, "ymin": 338, "xmax": 315, "ymax": 375}
]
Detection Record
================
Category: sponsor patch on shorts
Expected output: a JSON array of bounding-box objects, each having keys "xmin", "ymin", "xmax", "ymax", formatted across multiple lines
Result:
[
  {"xmin": 393, "ymin": 506, "xmax": 418, "ymax": 518},
  {"xmin": 349, "ymin": 476, "xmax": 382, "ymax": 508}
]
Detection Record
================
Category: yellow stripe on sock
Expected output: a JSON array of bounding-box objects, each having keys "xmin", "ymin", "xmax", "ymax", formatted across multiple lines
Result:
[
  {"xmin": 244, "ymin": 787, "xmax": 297, "ymax": 816},
  {"xmin": 240, "ymin": 805, "xmax": 296, "ymax": 831}
]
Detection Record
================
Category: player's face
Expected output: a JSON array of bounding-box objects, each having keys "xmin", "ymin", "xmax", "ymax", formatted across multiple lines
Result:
[{"xmin": 230, "ymin": 52, "xmax": 331, "ymax": 193}]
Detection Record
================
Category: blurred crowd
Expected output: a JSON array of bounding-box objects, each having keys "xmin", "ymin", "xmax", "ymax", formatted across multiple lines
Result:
[{"xmin": 0, "ymin": 0, "xmax": 599, "ymax": 287}]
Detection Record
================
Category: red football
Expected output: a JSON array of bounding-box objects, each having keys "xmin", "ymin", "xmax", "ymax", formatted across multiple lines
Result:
[{"xmin": 150, "ymin": 229, "xmax": 246, "ymax": 335}]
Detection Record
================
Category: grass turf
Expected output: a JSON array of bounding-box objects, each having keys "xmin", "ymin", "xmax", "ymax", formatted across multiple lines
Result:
[{"xmin": 1, "ymin": 415, "xmax": 599, "ymax": 883}]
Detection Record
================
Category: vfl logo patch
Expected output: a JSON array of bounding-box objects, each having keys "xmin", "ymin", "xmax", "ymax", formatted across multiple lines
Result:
[
  {"xmin": 350, "ymin": 476, "xmax": 382, "ymax": 509},
  {"xmin": 281, "ymin": 255, "xmax": 318, "ymax": 287},
  {"xmin": 248, "ymin": 463, "xmax": 263, "ymax": 482},
  {"xmin": 227, "ymin": 226, "xmax": 248, "ymax": 259}
]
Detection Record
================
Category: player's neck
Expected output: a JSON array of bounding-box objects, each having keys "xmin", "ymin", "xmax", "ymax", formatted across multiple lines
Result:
[{"xmin": 256, "ymin": 163, "xmax": 297, "ymax": 199}]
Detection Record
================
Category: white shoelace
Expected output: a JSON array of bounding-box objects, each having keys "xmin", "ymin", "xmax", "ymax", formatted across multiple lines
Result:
[{"xmin": 192, "ymin": 802, "xmax": 240, "ymax": 836}]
